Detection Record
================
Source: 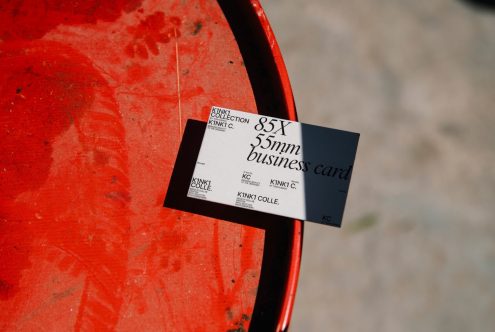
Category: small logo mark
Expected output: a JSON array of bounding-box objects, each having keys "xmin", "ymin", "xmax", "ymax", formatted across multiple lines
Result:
[{"xmin": 190, "ymin": 177, "xmax": 212, "ymax": 191}]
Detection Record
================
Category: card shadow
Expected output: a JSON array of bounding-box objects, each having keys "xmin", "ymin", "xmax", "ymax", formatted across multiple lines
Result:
[{"xmin": 300, "ymin": 124, "xmax": 360, "ymax": 227}]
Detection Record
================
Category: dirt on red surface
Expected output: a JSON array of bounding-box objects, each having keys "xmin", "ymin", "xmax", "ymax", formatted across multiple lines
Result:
[{"xmin": 0, "ymin": 1, "xmax": 266, "ymax": 330}]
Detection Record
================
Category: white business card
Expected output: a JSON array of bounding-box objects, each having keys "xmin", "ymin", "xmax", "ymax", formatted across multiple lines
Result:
[{"xmin": 187, "ymin": 106, "xmax": 359, "ymax": 226}]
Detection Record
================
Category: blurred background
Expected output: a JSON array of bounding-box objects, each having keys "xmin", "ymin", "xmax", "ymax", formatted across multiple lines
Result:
[{"xmin": 259, "ymin": 0, "xmax": 495, "ymax": 331}]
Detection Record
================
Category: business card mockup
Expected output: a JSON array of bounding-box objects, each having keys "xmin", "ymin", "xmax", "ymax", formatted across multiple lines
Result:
[{"xmin": 187, "ymin": 106, "xmax": 359, "ymax": 226}]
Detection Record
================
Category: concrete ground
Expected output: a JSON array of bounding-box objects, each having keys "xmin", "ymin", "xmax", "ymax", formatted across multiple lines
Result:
[{"xmin": 260, "ymin": 0, "xmax": 495, "ymax": 331}]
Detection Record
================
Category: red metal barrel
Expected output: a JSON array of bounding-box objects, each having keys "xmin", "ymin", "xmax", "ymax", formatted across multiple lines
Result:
[{"xmin": 0, "ymin": 0, "xmax": 302, "ymax": 330}]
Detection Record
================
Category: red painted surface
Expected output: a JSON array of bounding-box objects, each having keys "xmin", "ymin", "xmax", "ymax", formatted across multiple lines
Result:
[{"xmin": 0, "ymin": 0, "xmax": 301, "ymax": 330}]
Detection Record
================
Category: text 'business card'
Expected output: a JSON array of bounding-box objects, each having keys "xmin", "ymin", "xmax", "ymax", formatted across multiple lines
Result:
[{"xmin": 187, "ymin": 107, "xmax": 359, "ymax": 226}]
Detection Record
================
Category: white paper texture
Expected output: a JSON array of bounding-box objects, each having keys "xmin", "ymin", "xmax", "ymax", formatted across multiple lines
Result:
[{"xmin": 187, "ymin": 106, "xmax": 359, "ymax": 226}]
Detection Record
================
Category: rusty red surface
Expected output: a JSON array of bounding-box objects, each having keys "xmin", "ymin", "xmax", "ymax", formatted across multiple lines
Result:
[{"xmin": 0, "ymin": 0, "xmax": 301, "ymax": 330}]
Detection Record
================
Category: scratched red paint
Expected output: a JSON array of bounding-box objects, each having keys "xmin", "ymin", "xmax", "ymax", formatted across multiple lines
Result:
[
  {"xmin": 1, "ymin": 39, "xmax": 130, "ymax": 330},
  {"xmin": 125, "ymin": 11, "xmax": 181, "ymax": 59},
  {"xmin": 0, "ymin": 0, "xmax": 143, "ymax": 40},
  {"xmin": 0, "ymin": 0, "xmax": 270, "ymax": 331}
]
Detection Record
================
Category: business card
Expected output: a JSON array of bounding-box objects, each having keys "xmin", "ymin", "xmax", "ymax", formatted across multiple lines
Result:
[{"xmin": 187, "ymin": 106, "xmax": 359, "ymax": 226}]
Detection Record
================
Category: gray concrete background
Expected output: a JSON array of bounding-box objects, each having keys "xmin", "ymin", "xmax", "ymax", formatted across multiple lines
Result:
[{"xmin": 259, "ymin": 0, "xmax": 495, "ymax": 331}]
